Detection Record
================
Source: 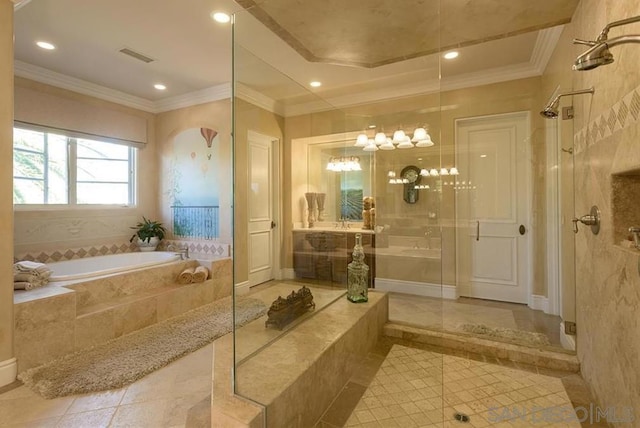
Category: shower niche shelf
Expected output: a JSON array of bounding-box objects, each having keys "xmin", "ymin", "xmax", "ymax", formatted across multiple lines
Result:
[{"xmin": 612, "ymin": 170, "xmax": 640, "ymax": 248}]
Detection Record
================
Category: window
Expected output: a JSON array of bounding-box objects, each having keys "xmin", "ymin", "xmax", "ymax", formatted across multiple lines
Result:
[{"xmin": 13, "ymin": 125, "xmax": 136, "ymax": 205}]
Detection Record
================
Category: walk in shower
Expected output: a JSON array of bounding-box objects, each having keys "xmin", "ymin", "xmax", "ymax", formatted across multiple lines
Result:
[{"xmin": 232, "ymin": 1, "xmax": 581, "ymax": 425}]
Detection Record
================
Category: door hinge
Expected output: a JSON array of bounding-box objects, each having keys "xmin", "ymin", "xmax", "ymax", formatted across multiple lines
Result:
[{"xmin": 564, "ymin": 321, "xmax": 577, "ymax": 335}]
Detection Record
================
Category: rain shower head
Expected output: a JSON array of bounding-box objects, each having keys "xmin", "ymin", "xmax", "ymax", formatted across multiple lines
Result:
[
  {"xmin": 540, "ymin": 88, "xmax": 595, "ymax": 119},
  {"xmin": 573, "ymin": 42, "xmax": 614, "ymax": 71},
  {"xmin": 573, "ymin": 15, "xmax": 640, "ymax": 71}
]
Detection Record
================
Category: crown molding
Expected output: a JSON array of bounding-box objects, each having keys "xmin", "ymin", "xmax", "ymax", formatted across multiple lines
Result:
[
  {"xmin": 14, "ymin": 60, "xmax": 157, "ymax": 112},
  {"xmin": 530, "ymin": 26, "xmax": 564, "ymax": 74},
  {"xmin": 283, "ymin": 26, "xmax": 564, "ymax": 117},
  {"xmin": 235, "ymin": 83, "xmax": 284, "ymax": 116},
  {"xmin": 283, "ymin": 62, "xmax": 540, "ymax": 117},
  {"xmin": 14, "ymin": 25, "xmax": 563, "ymax": 118},
  {"xmin": 154, "ymin": 83, "xmax": 231, "ymax": 113}
]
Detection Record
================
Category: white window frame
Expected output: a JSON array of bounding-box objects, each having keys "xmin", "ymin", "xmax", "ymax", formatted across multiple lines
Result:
[{"xmin": 13, "ymin": 122, "xmax": 139, "ymax": 209}]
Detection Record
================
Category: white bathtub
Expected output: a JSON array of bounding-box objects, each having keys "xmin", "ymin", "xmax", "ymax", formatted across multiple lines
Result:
[{"xmin": 48, "ymin": 251, "xmax": 181, "ymax": 281}]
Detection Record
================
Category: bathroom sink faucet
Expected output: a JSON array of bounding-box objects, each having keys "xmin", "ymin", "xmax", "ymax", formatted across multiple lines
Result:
[
  {"xmin": 335, "ymin": 217, "xmax": 350, "ymax": 229},
  {"xmin": 168, "ymin": 243, "xmax": 189, "ymax": 260}
]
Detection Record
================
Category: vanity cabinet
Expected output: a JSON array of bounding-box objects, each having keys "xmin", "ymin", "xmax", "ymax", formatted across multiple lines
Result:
[{"xmin": 292, "ymin": 230, "xmax": 375, "ymax": 287}]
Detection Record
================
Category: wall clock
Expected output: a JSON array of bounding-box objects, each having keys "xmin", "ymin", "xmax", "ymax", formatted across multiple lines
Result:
[{"xmin": 400, "ymin": 165, "xmax": 421, "ymax": 204}]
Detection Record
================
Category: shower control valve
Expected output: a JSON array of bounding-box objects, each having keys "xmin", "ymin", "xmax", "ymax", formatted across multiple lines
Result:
[{"xmin": 572, "ymin": 205, "xmax": 601, "ymax": 235}]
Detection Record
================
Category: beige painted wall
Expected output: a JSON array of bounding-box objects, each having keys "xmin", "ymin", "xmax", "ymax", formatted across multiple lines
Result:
[
  {"xmin": 285, "ymin": 77, "xmax": 548, "ymax": 295},
  {"xmin": 155, "ymin": 99, "xmax": 233, "ymax": 244},
  {"xmin": 13, "ymin": 78, "xmax": 157, "ymax": 257},
  {"xmin": 0, "ymin": 0, "xmax": 15, "ymax": 381},
  {"xmin": 234, "ymin": 99, "xmax": 285, "ymax": 285},
  {"xmin": 570, "ymin": 0, "xmax": 640, "ymax": 415}
]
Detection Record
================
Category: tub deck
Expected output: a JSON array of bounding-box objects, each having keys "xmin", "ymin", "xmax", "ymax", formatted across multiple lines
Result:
[{"xmin": 13, "ymin": 256, "xmax": 232, "ymax": 372}]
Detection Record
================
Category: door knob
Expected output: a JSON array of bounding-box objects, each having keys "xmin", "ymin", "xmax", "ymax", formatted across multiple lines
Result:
[
  {"xmin": 572, "ymin": 205, "xmax": 600, "ymax": 235},
  {"xmin": 519, "ymin": 225, "xmax": 526, "ymax": 235}
]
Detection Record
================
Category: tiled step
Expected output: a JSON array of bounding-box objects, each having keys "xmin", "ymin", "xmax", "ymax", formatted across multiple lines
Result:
[{"xmin": 384, "ymin": 322, "xmax": 580, "ymax": 372}]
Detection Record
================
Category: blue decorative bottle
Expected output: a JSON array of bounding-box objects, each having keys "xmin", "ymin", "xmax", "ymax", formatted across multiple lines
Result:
[{"xmin": 347, "ymin": 233, "xmax": 369, "ymax": 303}]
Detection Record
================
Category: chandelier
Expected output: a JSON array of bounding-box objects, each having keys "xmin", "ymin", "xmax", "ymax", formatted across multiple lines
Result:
[
  {"xmin": 326, "ymin": 156, "xmax": 362, "ymax": 172},
  {"xmin": 354, "ymin": 127, "xmax": 436, "ymax": 151}
]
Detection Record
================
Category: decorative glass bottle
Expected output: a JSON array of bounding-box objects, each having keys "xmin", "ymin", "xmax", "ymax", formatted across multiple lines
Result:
[{"xmin": 347, "ymin": 233, "xmax": 369, "ymax": 303}]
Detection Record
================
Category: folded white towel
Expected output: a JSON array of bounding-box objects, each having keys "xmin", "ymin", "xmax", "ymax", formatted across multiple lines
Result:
[{"xmin": 13, "ymin": 261, "xmax": 52, "ymax": 277}]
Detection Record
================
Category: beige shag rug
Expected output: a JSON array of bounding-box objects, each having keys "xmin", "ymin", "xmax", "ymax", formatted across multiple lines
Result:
[
  {"xmin": 18, "ymin": 296, "xmax": 267, "ymax": 399},
  {"xmin": 459, "ymin": 323, "xmax": 552, "ymax": 347}
]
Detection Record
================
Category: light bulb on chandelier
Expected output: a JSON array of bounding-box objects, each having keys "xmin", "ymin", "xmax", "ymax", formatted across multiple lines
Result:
[
  {"xmin": 354, "ymin": 125, "xmax": 436, "ymax": 151},
  {"xmin": 326, "ymin": 156, "xmax": 362, "ymax": 172}
]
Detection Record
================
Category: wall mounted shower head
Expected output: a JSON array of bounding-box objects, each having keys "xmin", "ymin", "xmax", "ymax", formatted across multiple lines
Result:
[
  {"xmin": 573, "ymin": 42, "xmax": 614, "ymax": 71},
  {"xmin": 540, "ymin": 105, "xmax": 559, "ymax": 118},
  {"xmin": 540, "ymin": 88, "xmax": 595, "ymax": 119},
  {"xmin": 573, "ymin": 15, "xmax": 640, "ymax": 71}
]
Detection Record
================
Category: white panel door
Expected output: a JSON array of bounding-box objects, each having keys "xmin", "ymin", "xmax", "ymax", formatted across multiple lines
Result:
[
  {"xmin": 455, "ymin": 112, "xmax": 530, "ymax": 303},
  {"xmin": 248, "ymin": 132, "xmax": 275, "ymax": 287}
]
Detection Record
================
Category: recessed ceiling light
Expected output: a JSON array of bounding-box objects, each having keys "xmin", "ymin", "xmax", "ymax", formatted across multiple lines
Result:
[
  {"xmin": 154, "ymin": 84, "xmax": 167, "ymax": 90},
  {"xmin": 368, "ymin": 125, "xmax": 376, "ymax": 129},
  {"xmin": 36, "ymin": 41, "xmax": 55, "ymax": 50},
  {"xmin": 309, "ymin": 81, "xmax": 322, "ymax": 88},
  {"xmin": 211, "ymin": 12, "xmax": 230, "ymax": 23},
  {"xmin": 480, "ymin": 154, "xmax": 487, "ymax": 158},
  {"xmin": 443, "ymin": 51, "xmax": 459, "ymax": 60}
]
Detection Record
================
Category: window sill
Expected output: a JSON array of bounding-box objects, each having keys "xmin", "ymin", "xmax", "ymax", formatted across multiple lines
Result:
[{"xmin": 13, "ymin": 204, "xmax": 136, "ymax": 212}]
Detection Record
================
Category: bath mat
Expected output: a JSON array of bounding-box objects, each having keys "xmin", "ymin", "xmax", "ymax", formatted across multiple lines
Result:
[
  {"xmin": 459, "ymin": 323, "xmax": 552, "ymax": 347},
  {"xmin": 18, "ymin": 296, "xmax": 267, "ymax": 399}
]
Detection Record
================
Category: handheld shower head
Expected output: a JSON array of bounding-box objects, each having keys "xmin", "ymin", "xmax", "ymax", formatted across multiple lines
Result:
[{"xmin": 540, "ymin": 88, "xmax": 595, "ymax": 119}]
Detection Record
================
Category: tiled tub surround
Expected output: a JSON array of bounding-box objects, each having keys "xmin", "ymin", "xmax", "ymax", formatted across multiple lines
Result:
[
  {"xmin": 14, "ymin": 239, "xmax": 230, "ymax": 264},
  {"xmin": 13, "ymin": 257, "xmax": 233, "ymax": 372}
]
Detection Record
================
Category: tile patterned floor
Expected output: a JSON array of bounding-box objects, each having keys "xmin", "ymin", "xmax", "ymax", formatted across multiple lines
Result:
[
  {"xmin": 0, "ymin": 344, "xmax": 212, "ymax": 427},
  {"xmin": 344, "ymin": 345, "xmax": 581, "ymax": 427}
]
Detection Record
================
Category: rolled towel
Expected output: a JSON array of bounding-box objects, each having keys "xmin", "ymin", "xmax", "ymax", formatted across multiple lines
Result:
[
  {"xmin": 14, "ymin": 272, "xmax": 50, "ymax": 287},
  {"xmin": 177, "ymin": 267, "xmax": 195, "ymax": 284},
  {"xmin": 14, "ymin": 281, "xmax": 35, "ymax": 291},
  {"xmin": 193, "ymin": 266, "xmax": 209, "ymax": 283}
]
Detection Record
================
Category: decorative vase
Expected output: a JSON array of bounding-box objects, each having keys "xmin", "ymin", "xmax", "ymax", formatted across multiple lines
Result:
[
  {"xmin": 347, "ymin": 233, "xmax": 369, "ymax": 303},
  {"xmin": 316, "ymin": 193, "xmax": 326, "ymax": 222},
  {"xmin": 305, "ymin": 192, "xmax": 317, "ymax": 228}
]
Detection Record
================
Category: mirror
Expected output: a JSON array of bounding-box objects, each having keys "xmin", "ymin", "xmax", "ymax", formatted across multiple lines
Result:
[{"xmin": 307, "ymin": 141, "xmax": 372, "ymax": 222}]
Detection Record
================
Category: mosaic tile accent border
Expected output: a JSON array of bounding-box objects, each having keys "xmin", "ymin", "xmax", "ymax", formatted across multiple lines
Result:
[
  {"xmin": 574, "ymin": 84, "xmax": 640, "ymax": 154},
  {"xmin": 14, "ymin": 239, "xmax": 230, "ymax": 264}
]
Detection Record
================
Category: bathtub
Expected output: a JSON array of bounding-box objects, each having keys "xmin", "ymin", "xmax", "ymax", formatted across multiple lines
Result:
[{"xmin": 48, "ymin": 251, "xmax": 181, "ymax": 281}]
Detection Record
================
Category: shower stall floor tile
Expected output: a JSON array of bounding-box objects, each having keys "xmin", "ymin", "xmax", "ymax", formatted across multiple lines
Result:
[{"xmin": 342, "ymin": 344, "xmax": 581, "ymax": 427}]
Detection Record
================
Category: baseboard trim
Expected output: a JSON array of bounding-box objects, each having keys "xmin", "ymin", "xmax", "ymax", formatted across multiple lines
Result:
[
  {"xmin": 235, "ymin": 281, "xmax": 251, "ymax": 296},
  {"xmin": 0, "ymin": 358, "xmax": 17, "ymax": 387},
  {"xmin": 560, "ymin": 322, "xmax": 576, "ymax": 351},
  {"xmin": 529, "ymin": 294, "xmax": 549, "ymax": 313},
  {"xmin": 375, "ymin": 277, "xmax": 458, "ymax": 299}
]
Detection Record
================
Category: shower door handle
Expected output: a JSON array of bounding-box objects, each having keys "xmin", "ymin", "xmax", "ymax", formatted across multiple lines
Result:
[{"xmin": 476, "ymin": 221, "xmax": 480, "ymax": 241}]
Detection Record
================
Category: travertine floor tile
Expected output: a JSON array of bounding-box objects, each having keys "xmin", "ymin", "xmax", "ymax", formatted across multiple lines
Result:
[{"xmin": 346, "ymin": 345, "xmax": 581, "ymax": 428}]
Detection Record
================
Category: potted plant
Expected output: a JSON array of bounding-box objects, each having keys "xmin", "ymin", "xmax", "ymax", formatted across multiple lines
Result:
[{"xmin": 129, "ymin": 216, "xmax": 166, "ymax": 251}]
